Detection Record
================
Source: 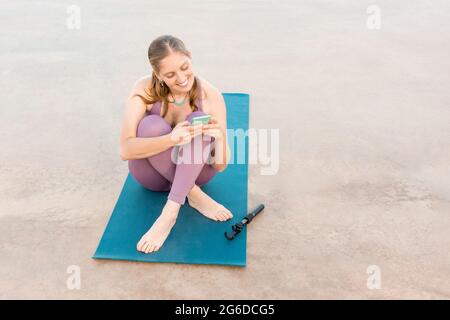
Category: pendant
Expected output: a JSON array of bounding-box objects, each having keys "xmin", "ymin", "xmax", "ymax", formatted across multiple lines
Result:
[
  {"xmin": 170, "ymin": 93, "xmax": 188, "ymax": 106},
  {"xmin": 172, "ymin": 99, "xmax": 186, "ymax": 106}
]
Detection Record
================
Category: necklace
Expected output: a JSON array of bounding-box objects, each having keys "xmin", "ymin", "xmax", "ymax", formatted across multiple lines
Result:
[{"xmin": 169, "ymin": 92, "xmax": 188, "ymax": 106}]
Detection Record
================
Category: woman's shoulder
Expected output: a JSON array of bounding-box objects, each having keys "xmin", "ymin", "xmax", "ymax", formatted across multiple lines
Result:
[
  {"xmin": 129, "ymin": 75, "xmax": 156, "ymax": 108},
  {"xmin": 196, "ymin": 77, "xmax": 227, "ymax": 131},
  {"xmin": 197, "ymin": 75, "xmax": 221, "ymax": 101}
]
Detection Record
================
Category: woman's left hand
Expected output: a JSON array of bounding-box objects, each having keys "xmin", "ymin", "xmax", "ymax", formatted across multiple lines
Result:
[{"xmin": 202, "ymin": 116, "xmax": 224, "ymax": 140}]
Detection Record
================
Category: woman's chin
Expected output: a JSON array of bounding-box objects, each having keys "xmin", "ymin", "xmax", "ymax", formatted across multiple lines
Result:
[{"xmin": 173, "ymin": 84, "xmax": 191, "ymax": 92}]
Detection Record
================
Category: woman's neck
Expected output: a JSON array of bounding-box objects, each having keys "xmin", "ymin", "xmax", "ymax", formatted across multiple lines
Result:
[{"xmin": 170, "ymin": 90, "xmax": 188, "ymax": 101}]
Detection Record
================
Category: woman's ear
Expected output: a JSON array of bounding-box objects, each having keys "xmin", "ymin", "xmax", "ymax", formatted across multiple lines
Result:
[{"xmin": 153, "ymin": 70, "xmax": 162, "ymax": 82}]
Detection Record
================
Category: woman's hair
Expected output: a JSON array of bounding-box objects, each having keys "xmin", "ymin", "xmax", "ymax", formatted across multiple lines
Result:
[{"xmin": 140, "ymin": 35, "xmax": 201, "ymax": 117}]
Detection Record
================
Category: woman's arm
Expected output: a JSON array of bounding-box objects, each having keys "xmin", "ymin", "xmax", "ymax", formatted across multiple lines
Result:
[
  {"xmin": 211, "ymin": 134, "xmax": 231, "ymax": 172},
  {"xmin": 119, "ymin": 81, "xmax": 176, "ymax": 161},
  {"xmin": 203, "ymin": 89, "xmax": 231, "ymax": 172}
]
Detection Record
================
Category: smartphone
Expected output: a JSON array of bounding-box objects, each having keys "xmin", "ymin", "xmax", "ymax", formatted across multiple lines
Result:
[{"xmin": 191, "ymin": 114, "xmax": 211, "ymax": 125}]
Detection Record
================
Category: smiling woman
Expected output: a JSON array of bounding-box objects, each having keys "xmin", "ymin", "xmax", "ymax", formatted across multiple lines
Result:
[
  {"xmin": 119, "ymin": 35, "xmax": 232, "ymax": 254},
  {"xmin": 136, "ymin": 36, "xmax": 202, "ymax": 118}
]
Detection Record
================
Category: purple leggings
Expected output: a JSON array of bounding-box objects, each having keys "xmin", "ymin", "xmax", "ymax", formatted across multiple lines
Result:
[{"xmin": 128, "ymin": 110, "xmax": 218, "ymax": 205}]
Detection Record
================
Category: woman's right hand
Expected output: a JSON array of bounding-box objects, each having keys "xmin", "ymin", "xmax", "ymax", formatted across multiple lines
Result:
[{"xmin": 170, "ymin": 120, "xmax": 203, "ymax": 146}]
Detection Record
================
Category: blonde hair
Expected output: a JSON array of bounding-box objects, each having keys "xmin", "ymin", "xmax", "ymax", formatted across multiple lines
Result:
[{"xmin": 138, "ymin": 35, "xmax": 201, "ymax": 117}]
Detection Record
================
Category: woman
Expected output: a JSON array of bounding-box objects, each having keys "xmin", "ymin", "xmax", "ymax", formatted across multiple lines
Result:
[{"xmin": 120, "ymin": 35, "xmax": 233, "ymax": 254}]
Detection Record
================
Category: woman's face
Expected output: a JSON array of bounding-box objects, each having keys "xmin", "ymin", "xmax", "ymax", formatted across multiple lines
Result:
[{"xmin": 157, "ymin": 52, "xmax": 194, "ymax": 94}]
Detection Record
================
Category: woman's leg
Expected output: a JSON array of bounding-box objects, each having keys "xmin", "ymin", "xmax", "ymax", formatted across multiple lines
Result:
[
  {"xmin": 133, "ymin": 112, "xmax": 231, "ymax": 254},
  {"xmin": 167, "ymin": 111, "xmax": 218, "ymax": 204},
  {"xmin": 195, "ymin": 163, "xmax": 218, "ymax": 186},
  {"xmin": 130, "ymin": 114, "xmax": 180, "ymax": 254},
  {"xmin": 129, "ymin": 113, "xmax": 217, "ymax": 195},
  {"xmin": 175, "ymin": 111, "xmax": 233, "ymax": 222},
  {"xmin": 128, "ymin": 115, "xmax": 173, "ymax": 192},
  {"xmin": 134, "ymin": 112, "xmax": 229, "ymax": 220},
  {"xmin": 128, "ymin": 159, "xmax": 171, "ymax": 192}
]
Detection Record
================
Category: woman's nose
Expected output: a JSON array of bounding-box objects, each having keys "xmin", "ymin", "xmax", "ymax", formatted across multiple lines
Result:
[{"xmin": 175, "ymin": 75, "xmax": 185, "ymax": 83}]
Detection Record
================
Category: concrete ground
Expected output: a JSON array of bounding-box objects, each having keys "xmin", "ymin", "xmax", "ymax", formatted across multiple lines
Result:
[{"xmin": 1, "ymin": 0, "xmax": 449, "ymax": 299}]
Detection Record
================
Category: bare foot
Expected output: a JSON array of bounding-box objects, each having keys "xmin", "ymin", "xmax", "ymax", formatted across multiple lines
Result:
[
  {"xmin": 187, "ymin": 185, "xmax": 233, "ymax": 221},
  {"xmin": 137, "ymin": 199, "xmax": 180, "ymax": 254}
]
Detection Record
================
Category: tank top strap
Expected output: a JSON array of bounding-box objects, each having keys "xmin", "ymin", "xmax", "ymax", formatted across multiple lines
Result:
[{"xmin": 195, "ymin": 76, "xmax": 203, "ymax": 111}]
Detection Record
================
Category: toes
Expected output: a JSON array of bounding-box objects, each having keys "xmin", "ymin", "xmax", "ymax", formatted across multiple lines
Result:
[
  {"xmin": 143, "ymin": 242, "xmax": 152, "ymax": 254},
  {"xmin": 137, "ymin": 235, "xmax": 165, "ymax": 253},
  {"xmin": 137, "ymin": 240, "xmax": 146, "ymax": 252},
  {"xmin": 221, "ymin": 211, "xmax": 231, "ymax": 220},
  {"xmin": 217, "ymin": 209, "xmax": 231, "ymax": 221},
  {"xmin": 137, "ymin": 238, "xmax": 143, "ymax": 249},
  {"xmin": 218, "ymin": 206, "xmax": 232, "ymax": 219}
]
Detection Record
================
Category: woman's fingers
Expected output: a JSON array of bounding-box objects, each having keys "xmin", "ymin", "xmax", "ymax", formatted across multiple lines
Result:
[
  {"xmin": 208, "ymin": 116, "xmax": 218, "ymax": 124},
  {"xmin": 186, "ymin": 123, "xmax": 198, "ymax": 129},
  {"xmin": 175, "ymin": 117, "xmax": 222, "ymax": 141},
  {"xmin": 175, "ymin": 132, "xmax": 192, "ymax": 145},
  {"xmin": 187, "ymin": 124, "xmax": 202, "ymax": 137},
  {"xmin": 203, "ymin": 128, "xmax": 222, "ymax": 139},
  {"xmin": 202, "ymin": 123, "xmax": 220, "ymax": 130},
  {"xmin": 192, "ymin": 128, "xmax": 203, "ymax": 138},
  {"xmin": 188, "ymin": 123, "xmax": 202, "ymax": 131},
  {"xmin": 174, "ymin": 120, "xmax": 190, "ymax": 129}
]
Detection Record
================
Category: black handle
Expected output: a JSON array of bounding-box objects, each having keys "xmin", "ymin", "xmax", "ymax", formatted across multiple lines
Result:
[
  {"xmin": 224, "ymin": 204, "xmax": 265, "ymax": 240},
  {"xmin": 246, "ymin": 204, "xmax": 265, "ymax": 223}
]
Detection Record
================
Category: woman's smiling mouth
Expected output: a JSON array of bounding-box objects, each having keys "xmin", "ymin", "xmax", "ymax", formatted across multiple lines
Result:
[{"xmin": 177, "ymin": 78, "xmax": 189, "ymax": 87}]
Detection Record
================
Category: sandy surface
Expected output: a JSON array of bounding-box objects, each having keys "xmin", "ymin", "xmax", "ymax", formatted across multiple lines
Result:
[{"xmin": 1, "ymin": 0, "xmax": 449, "ymax": 299}]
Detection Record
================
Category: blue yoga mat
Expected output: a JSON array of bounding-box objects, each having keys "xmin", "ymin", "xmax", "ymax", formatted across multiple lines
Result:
[{"xmin": 93, "ymin": 93, "xmax": 249, "ymax": 267}]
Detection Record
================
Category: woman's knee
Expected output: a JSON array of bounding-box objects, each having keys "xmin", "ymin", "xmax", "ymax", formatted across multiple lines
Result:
[{"xmin": 137, "ymin": 115, "xmax": 171, "ymax": 138}]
